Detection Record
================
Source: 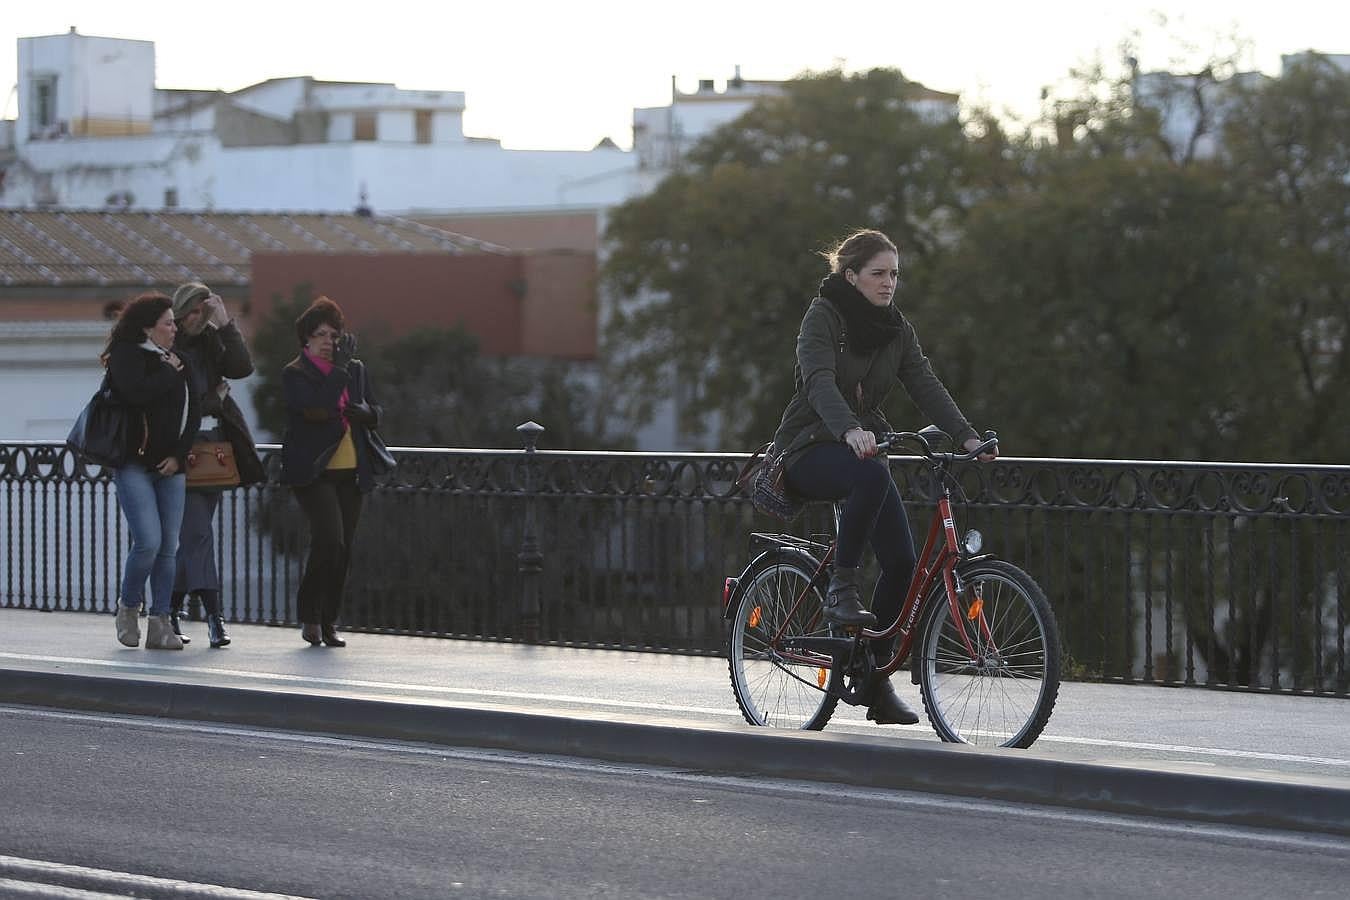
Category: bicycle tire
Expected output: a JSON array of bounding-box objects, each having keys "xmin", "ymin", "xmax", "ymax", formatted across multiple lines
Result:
[
  {"xmin": 727, "ymin": 552, "xmax": 841, "ymax": 730},
  {"xmin": 916, "ymin": 559, "xmax": 1061, "ymax": 749}
]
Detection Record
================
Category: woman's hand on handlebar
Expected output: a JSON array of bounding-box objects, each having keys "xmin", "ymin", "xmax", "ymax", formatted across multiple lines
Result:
[
  {"xmin": 964, "ymin": 435, "xmax": 999, "ymax": 462},
  {"xmin": 844, "ymin": 426, "xmax": 878, "ymax": 459}
]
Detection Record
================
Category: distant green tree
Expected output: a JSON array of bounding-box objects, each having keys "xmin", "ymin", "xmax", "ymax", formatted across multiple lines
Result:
[
  {"xmin": 363, "ymin": 330, "xmax": 627, "ymax": 450},
  {"xmin": 922, "ymin": 155, "xmax": 1288, "ymax": 460},
  {"xmin": 602, "ymin": 68, "xmax": 1017, "ymax": 449},
  {"xmin": 602, "ymin": 59, "xmax": 1349, "ymax": 463},
  {"xmin": 1221, "ymin": 53, "xmax": 1350, "ymax": 457}
]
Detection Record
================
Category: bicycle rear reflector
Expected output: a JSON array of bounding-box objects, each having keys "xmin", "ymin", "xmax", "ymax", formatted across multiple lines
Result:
[{"xmin": 722, "ymin": 577, "xmax": 738, "ymax": 611}]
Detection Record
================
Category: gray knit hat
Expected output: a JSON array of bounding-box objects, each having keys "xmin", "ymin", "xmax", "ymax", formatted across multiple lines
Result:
[{"xmin": 171, "ymin": 281, "xmax": 212, "ymax": 318}]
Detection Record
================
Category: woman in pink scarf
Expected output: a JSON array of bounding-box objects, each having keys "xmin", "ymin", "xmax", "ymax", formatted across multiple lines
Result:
[{"xmin": 280, "ymin": 296, "xmax": 385, "ymax": 647}]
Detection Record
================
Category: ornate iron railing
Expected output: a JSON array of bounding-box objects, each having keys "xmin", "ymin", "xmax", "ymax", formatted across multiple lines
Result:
[{"xmin": 2, "ymin": 433, "xmax": 1347, "ymax": 695}]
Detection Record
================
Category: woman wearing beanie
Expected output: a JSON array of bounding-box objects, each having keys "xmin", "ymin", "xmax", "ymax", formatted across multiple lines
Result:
[
  {"xmin": 168, "ymin": 281, "xmax": 265, "ymax": 648},
  {"xmin": 280, "ymin": 296, "xmax": 385, "ymax": 647},
  {"xmin": 103, "ymin": 293, "xmax": 200, "ymax": 650}
]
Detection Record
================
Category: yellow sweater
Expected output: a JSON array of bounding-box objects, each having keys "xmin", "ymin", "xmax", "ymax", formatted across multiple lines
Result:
[{"xmin": 326, "ymin": 428, "xmax": 357, "ymax": 470}]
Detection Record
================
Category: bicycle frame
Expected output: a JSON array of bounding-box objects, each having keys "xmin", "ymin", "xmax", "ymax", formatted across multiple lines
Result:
[
  {"xmin": 743, "ymin": 474, "xmax": 993, "ymax": 690},
  {"xmin": 868, "ymin": 488, "xmax": 967, "ymax": 678}
]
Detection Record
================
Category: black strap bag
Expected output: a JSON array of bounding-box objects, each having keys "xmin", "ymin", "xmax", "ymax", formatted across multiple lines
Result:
[
  {"xmin": 66, "ymin": 376, "xmax": 145, "ymax": 468},
  {"xmin": 735, "ymin": 441, "xmax": 805, "ymax": 522},
  {"xmin": 361, "ymin": 427, "xmax": 397, "ymax": 476}
]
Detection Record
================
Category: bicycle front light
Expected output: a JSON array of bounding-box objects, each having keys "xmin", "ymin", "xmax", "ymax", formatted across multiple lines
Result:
[{"xmin": 962, "ymin": 529, "xmax": 984, "ymax": 555}]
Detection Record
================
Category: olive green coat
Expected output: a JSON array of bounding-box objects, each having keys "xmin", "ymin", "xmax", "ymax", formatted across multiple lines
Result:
[{"xmin": 772, "ymin": 297, "xmax": 978, "ymax": 468}]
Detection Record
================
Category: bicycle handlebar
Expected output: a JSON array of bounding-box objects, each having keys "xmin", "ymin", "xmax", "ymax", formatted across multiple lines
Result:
[{"xmin": 875, "ymin": 428, "xmax": 999, "ymax": 462}]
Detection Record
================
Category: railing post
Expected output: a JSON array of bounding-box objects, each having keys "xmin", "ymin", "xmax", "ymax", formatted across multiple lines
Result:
[{"xmin": 516, "ymin": 421, "xmax": 544, "ymax": 644}]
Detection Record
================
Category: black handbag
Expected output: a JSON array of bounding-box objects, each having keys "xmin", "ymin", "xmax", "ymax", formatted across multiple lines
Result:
[
  {"xmin": 735, "ymin": 441, "xmax": 805, "ymax": 522},
  {"xmin": 361, "ymin": 427, "xmax": 397, "ymax": 476},
  {"xmin": 65, "ymin": 377, "xmax": 146, "ymax": 468}
]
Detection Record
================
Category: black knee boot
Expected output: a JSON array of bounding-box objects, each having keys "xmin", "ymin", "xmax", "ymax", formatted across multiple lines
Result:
[
  {"xmin": 169, "ymin": 592, "xmax": 191, "ymax": 644},
  {"xmin": 822, "ymin": 565, "xmax": 877, "ymax": 626},
  {"xmin": 200, "ymin": 590, "xmax": 230, "ymax": 648}
]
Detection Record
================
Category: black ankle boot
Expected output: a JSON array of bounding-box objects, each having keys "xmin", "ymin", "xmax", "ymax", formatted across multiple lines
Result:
[
  {"xmin": 198, "ymin": 591, "xmax": 229, "ymax": 647},
  {"xmin": 865, "ymin": 676, "xmax": 920, "ymax": 725},
  {"xmin": 822, "ymin": 565, "xmax": 877, "ymax": 626},
  {"xmin": 169, "ymin": 593, "xmax": 190, "ymax": 644},
  {"xmin": 206, "ymin": 614, "xmax": 230, "ymax": 648},
  {"xmin": 321, "ymin": 624, "xmax": 346, "ymax": 647}
]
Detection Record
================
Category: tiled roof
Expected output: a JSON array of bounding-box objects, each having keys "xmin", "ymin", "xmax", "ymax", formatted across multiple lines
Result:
[{"xmin": 0, "ymin": 210, "xmax": 508, "ymax": 287}]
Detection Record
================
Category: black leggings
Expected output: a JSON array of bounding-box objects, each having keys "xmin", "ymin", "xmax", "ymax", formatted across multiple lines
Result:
[
  {"xmin": 786, "ymin": 442, "xmax": 916, "ymax": 631},
  {"xmin": 293, "ymin": 470, "xmax": 363, "ymax": 626}
]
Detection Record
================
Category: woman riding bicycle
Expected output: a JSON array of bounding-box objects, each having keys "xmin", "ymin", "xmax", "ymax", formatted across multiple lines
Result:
[{"xmin": 771, "ymin": 228, "xmax": 997, "ymax": 725}]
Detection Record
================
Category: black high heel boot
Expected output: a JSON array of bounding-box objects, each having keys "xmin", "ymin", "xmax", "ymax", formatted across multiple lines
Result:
[
  {"xmin": 200, "ymin": 590, "xmax": 230, "ymax": 648},
  {"xmin": 169, "ymin": 592, "xmax": 191, "ymax": 645}
]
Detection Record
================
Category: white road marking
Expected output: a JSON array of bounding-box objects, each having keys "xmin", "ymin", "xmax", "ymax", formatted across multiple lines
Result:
[
  {"xmin": 1033, "ymin": 733, "xmax": 1350, "ymax": 768},
  {"xmin": 0, "ymin": 853, "xmax": 316, "ymax": 899},
  {"xmin": 5, "ymin": 706, "xmax": 1348, "ymax": 854},
  {"xmin": 0, "ymin": 877, "xmax": 122, "ymax": 898}
]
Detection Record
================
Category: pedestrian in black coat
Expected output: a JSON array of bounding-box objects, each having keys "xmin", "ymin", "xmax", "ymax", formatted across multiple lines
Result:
[
  {"xmin": 102, "ymin": 292, "xmax": 200, "ymax": 651},
  {"xmin": 280, "ymin": 296, "xmax": 385, "ymax": 647},
  {"xmin": 167, "ymin": 281, "xmax": 264, "ymax": 648}
]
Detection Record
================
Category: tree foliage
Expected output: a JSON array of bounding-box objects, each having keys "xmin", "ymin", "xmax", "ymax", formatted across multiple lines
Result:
[
  {"xmin": 601, "ymin": 58, "xmax": 1350, "ymax": 463},
  {"xmin": 602, "ymin": 68, "xmax": 1014, "ymax": 447}
]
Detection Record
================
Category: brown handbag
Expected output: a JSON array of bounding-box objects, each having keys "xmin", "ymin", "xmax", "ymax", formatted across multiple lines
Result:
[{"xmin": 185, "ymin": 440, "xmax": 240, "ymax": 489}]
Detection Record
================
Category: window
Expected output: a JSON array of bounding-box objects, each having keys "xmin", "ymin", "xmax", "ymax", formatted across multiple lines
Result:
[
  {"xmin": 354, "ymin": 112, "xmax": 377, "ymax": 141},
  {"xmin": 31, "ymin": 75, "xmax": 57, "ymax": 136},
  {"xmin": 164, "ymin": 188, "xmax": 178, "ymax": 209},
  {"xmin": 415, "ymin": 110, "xmax": 433, "ymax": 144}
]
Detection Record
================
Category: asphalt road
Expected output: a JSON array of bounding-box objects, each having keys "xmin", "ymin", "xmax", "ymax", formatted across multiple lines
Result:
[{"xmin": 2, "ymin": 706, "xmax": 1349, "ymax": 900}]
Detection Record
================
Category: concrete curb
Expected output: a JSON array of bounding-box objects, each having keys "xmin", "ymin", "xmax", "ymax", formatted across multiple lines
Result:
[{"xmin": 4, "ymin": 667, "xmax": 1349, "ymax": 837}]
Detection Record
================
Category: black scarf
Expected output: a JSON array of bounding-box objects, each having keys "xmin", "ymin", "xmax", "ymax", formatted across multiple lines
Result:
[{"xmin": 818, "ymin": 273, "xmax": 904, "ymax": 353}]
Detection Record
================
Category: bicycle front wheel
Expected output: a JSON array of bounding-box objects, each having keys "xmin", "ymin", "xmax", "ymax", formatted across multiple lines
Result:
[
  {"xmin": 917, "ymin": 559, "xmax": 1060, "ymax": 749},
  {"xmin": 727, "ymin": 553, "xmax": 840, "ymax": 730}
]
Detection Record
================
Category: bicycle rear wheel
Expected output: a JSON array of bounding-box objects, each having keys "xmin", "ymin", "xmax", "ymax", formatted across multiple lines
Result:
[
  {"xmin": 727, "ymin": 553, "xmax": 840, "ymax": 730},
  {"xmin": 916, "ymin": 559, "xmax": 1060, "ymax": 749}
]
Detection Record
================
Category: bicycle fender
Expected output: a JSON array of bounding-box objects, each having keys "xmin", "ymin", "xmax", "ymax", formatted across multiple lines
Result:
[{"xmin": 723, "ymin": 545, "xmax": 826, "ymax": 620}]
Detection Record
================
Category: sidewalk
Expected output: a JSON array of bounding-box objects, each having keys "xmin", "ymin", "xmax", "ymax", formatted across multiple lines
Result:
[{"xmin": 2, "ymin": 608, "xmax": 1349, "ymax": 835}]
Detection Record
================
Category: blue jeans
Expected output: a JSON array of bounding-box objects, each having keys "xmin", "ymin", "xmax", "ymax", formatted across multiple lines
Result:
[{"xmin": 114, "ymin": 465, "xmax": 186, "ymax": 616}]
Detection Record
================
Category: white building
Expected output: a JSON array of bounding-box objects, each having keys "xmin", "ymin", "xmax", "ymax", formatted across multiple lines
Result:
[
  {"xmin": 0, "ymin": 29, "xmax": 963, "ymax": 451},
  {"xmin": 0, "ymin": 28, "xmax": 643, "ymax": 216},
  {"xmin": 1130, "ymin": 52, "xmax": 1350, "ymax": 162},
  {"xmin": 632, "ymin": 66, "xmax": 958, "ymax": 170}
]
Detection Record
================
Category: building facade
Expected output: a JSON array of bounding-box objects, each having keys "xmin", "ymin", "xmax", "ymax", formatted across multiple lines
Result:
[{"xmin": 0, "ymin": 30, "xmax": 967, "ymax": 450}]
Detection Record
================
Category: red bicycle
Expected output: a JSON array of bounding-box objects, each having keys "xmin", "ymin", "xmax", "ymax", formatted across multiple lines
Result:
[{"xmin": 723, "ymin": 428, "xmax": 1061, "ymax": 749}]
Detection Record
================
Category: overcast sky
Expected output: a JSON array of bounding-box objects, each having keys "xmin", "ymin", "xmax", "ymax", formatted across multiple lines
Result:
[{"xmin": 3, "ymin": 1, "xmax": 1346, "ymax": 149}]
